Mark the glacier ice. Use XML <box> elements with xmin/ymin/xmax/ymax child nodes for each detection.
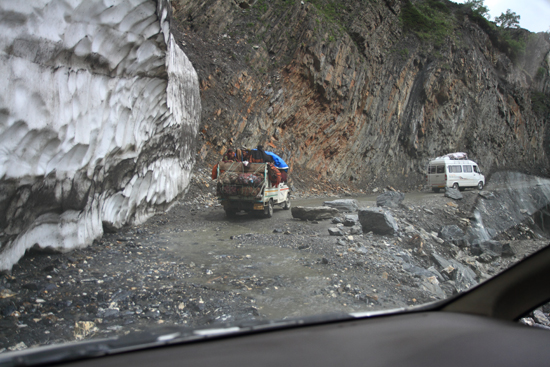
<box><xmin>0</xmin><ymin>0</ymin><xmax>200</xmax><ymax>270</ymax></box>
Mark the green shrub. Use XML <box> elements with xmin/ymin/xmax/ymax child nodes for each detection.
<box><xmin>400</xmin><ymin>0</ymin><xmax>453</xmax><ymax>45</ymax></box>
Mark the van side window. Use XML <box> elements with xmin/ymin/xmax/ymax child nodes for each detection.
<box><xmin>429</xmin><ymin>166</ymin><xmax>436</xmax><ymax>174</ymax></box>
<box><xmin>463</xmin><ymin>165</ymin><xmax>472</xmax><ymax>173</ymax></box>
<box><xmin>473</xmin><ymin>165</ymin><xmax>479</xmax><ymax>173</ymax></box>
<box><xmin>436</xmin><ymin>166</ymin><xmax>445</xmax><ymax>174</ymax></box>
<box><xmin>448</xmin><ymin>165</ymin><xmax>462</xmax><ymax>173</ymax></box>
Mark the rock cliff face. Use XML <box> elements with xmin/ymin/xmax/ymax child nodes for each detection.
<box><xmin>174</xmin><ymin>0</ymin><xmax>550</xmax><ymax>190</ymax></box>
<box><xmin>0</xmin><ymin>0</ymin><xmax>200</xmax><ymax>270</ymax></box>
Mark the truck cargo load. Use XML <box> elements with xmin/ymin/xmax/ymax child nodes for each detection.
<box><xmin>214</xmin><ymin>148</ymin><xmax>290</xmax><ymax>218</ymax></box>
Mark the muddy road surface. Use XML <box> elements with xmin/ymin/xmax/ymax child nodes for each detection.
<box><xmin>1</xmin><ymin>187</ymin><xmax>548</xmax><ymax>353</ymax></box>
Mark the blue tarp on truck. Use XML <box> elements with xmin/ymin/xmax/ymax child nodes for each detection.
<box><xmin>264</xmin><ymin>151</ymin><xmax>289</xmax><ymax>169</ymax></box>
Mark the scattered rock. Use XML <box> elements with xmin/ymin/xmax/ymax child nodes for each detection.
<box><xmin>445</xmin><ymin>187</ymin><xmax>463</xmax><ymax>200</ymax></box>
<box><xmin>431</xmin><ymin>253</ymin><xmax>477</xmax><ymax>292</ymax></box>
<box><xmin>438</xmin><ymin>225</ymin><xmax>465</xmax><ymax>242</ymax></box>
<box><xmin>478</xmin><ymin>253</ymin><xmax>495</xmax><ymax>263</ymax></box>
<box><xmin>376</xmin><ymin>191</ymin><xmax>405</xmax><ymax>208</ymax></box>
<box><xmin>480</xmin><ymin>240</ymin><xmax>504</xmax><ymax>256</ymax></box>
<box><xmin>421</xmin><ymin>278</ymin><xmax>446</xmax><ymax>299</ymax></box>
<box><xmin>291</xmin><ymin>206</ymin><xmax>339</xmax><ymax>221</ymax></box>
<box><xmin>534</xmin><ymin>310</ymin><xmax>550</xmax><ymax>326</ymax></box>
<box><xmin>358</xmin><ymin>208</ymin><xmax>398</xmax><ymax>236</ymax></box>
<box><xmin>74</xmin><ymin>321</ymin><xmax>98</xmax><ymax>341</ymax></box>
<box><xmin>343</xmin><ymin>215</ymin><xmax>358</xmax><ymax>227</ymax></box>
<box><xmin>454</xmin><ymin>238</ymin><xmax>470</xmax><ymax>248</ymax></box>
<box><xmin>328</xmin><ymin>228</ymin><xmax>345</xmax><ymax>236</ymax></box>
<box><xmin>479</xmin><ymin>191</ymin><xmax>496</xmax><ymax>200</ymax></box>
<box><xmin>501</xmin><ymin>242</ymin><xmax>515</xmax><ymax>257</ymax></box>
<box><xmin>0</xmin><ymin>289</ymin><xmax>17</xmax><ymax>299</ymax></box>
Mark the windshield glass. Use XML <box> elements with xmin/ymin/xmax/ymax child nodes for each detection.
<box><xmin>1</xmin><ymin>0</ymin><xmax>550</xmax><ymax>357</ymax></box>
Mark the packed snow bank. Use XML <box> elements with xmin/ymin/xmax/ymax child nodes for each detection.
<box><xmin>0</xmin><ymin>0</ymin><xmax>200</xmax><ymax>270</ymax></box>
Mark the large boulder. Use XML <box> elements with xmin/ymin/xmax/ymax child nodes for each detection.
<box><xmin>291</xmin><ymin>206</ymin><xmax>339</xmax><ymax>221</ymax></box>
<box><xmin>445</xmin><ymin>187</ymin><xmax>463</xmax><ymax>200</ymax></box>
<box><xmin>358</xmin><ymin>208</ymin><xmax>398</xmax><ymax>236</ymax></box>
<box><xmin>376</xmin><ymin>191</ymin><xmax>405</xmax><ymax>208</ymax></box>
<box><xmin>0</xmin><ymin>0</ymin><xmax>200</xmax><ymax>270</ymax></box>
<box><xmin>322</xmin><ymin>199</ymin><xmax>359</xmax><ymax>212</ymax></box>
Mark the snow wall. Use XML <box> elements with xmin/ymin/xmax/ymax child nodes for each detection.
<box><xmin>0</xmin><ymin>0</ymin><xmax>201</xmax><ymax>270</ymax></box>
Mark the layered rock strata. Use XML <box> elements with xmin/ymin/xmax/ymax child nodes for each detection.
<box><xmin>175</xmin><ymin>0</ymin><xmax>550</xmax><ymax>189</ymax></box>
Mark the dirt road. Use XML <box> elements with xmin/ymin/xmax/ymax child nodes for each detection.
<box><xmin>1</xmin><ymin>187</ymin><xmax>547</xmax><ymax>353</ymax></box>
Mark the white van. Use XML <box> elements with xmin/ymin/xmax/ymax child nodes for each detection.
<box><xmin>426</xmin><ymin>152</ymin><xmax>485</xmax><ymax>192</ymax></box>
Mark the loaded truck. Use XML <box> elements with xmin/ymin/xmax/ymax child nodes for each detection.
<box><xmin>216</xmin><ymin>161</ymin><xmax>290</xmax><ymax>218</ymax></box>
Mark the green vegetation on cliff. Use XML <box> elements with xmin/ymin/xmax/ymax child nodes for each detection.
<box><xmin>400</xmin><ymin>0</ymin><xmax>454</xmax><ymax>45</ymax></box>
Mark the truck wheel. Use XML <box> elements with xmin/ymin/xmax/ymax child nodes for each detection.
<box><xmin>452</xmin><ymin>183</ymin><xmax>459</xmax><ymax>190</ymax></box>
<box><xmin>477</xmin><ymin>181</ymin><xmax>484</xmax><ymax>190</ymax></box>
<box><xmin>264</xmin><ymin>200</ymin><xmax>273</xmax><ymax>218</ymax></box>
<box><xmin>283</xmin><ymin>196</ymin><xmax>291</xmax><ymax>210</ymax></box>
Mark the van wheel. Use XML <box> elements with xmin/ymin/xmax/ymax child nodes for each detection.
<box><xmin>477</xmin><ymin>181</ymin><xmax>484</xmax><ymax>190</ymax></box>
<box><xmin>264</xmin><ymin>200</ymin><xmax>273</xmax><ymax>218</ymax></box>
<box><xmin>283</xmin><ymin>196</ymin><xmax>291</xmax><ymax>210</ymax></box>
<box><xmin>452</xmin><ymin>183</ymin><xmax>459</xmax><ymax>190</ymax></box>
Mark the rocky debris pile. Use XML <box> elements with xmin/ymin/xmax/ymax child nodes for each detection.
<box><xmin>314</xmin><ymin>186</ymin><xmax>550</xmax><ymax>298</ymax></box>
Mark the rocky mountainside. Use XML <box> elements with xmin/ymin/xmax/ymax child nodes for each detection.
<box><xmin>173</xmin><ymin>0</ymin><xmax>550</xmax><ymax>191</ymax></box>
